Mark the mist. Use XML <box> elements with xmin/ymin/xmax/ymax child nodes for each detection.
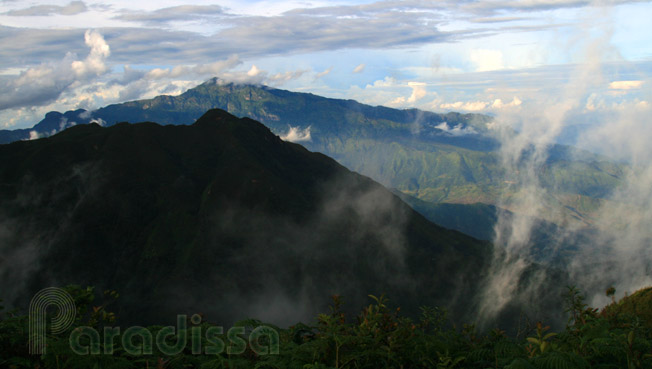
<box><xmin>477</xmin><ymin>5</ymin><xmax>652</xmax><ymax>327</ymax></box>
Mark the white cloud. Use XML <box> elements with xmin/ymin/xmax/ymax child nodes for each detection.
<box><xmin>90</xmin><ymin>117</ymin><xmax>106</xmax><ymax>126</ymax></box>
<box><xmin>352</xmin><ymin>63</ymin><xmax>365</xmax><ymax>73</ymax></box>
<box><xmin>368</xmin><ymin>76</ymin><xmax>397</xmax><ymax>88</ymax></box>
<box><xmin>407</xmin><ymin>82</ymin><xmax>427</xmax><ymax>103</ymax></box>
<box><xmin>71</xmin><ymin>30</ymin><xmax>110</xmax><ymax>78</ymax></box>
<box><xmin>315</xmin><ymin>67</ymin><xmax>333</xmax><ymax>79</ymax></box>
<box><xmin>434</xmin><ymin>122</ymin><xmax>478</xmax><ymax>135</ymax></box>
<box><xmin>280</xmin><ymin>126</ymin><xmax>311</xmax><ymax>142</ymax></box>
<box><xmin>247</xmin><ymin>65</ymin><xmax>262</xmax><ymax>77</ymax></box>
<box><xmin>0</xmin><ymin>30</ymin><xmax>110</xmax><ymax>111</ymax></box>
<box><xmin>440</xmin><ymin>101</ymin><xmax>488</xmax><ymax>111</ymax></box>
<box><xmin>435</xmin><ymin>97</ymin><xmax>521</xmax><ymax>112</ymax></box>
<box><xmin>491</xmin><ymin>97</ymin><xmax>522</xmax><ymax>109</ymax></box>
<box><xmin>586</xmin><ymin>93</ymin><xmax>651</xmax><ymax>112</ymax></box>
<box><xmin>609</xmin><ymin>80</ymin><xmax>644</xmax><ymax>90</ymax></box>
<box><xmin>390</xmin><ymin>81</ymin><xmax>428</xmax><ymax>105</ymax></box>
<box><xmin>470</xmin><ymin>49</ymin><xmax>505</xmax><ymax>72</ymax></box>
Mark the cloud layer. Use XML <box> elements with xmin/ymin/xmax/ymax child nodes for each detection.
<box><xmin>4</xmin><ymin>1</ymin><xmax>87</xmax><ymax>16</ymax></box>
<box><xmin>0</xmin><ymin>0</ymin><xmax>649</xmax><ymax>132</ymax></box>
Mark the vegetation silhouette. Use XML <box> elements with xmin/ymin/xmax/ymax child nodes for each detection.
<box><xmin>1</xmin><ymin>285</ymin><xmax>651</xmax><ymax>368</ymax></box>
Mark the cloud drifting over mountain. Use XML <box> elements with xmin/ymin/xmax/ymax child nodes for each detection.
<box><xmin>475</xmin><ymin>6</ymin><xmax>652</xmax><ymax>324</ymax></box>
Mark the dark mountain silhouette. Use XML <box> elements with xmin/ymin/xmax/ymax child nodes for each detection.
<box><xmin>0</xmin><ymin>109</ymin><xmax>499</xmax><ymax>327</ymax></box>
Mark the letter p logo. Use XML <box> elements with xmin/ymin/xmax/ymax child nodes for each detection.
<box><xmin>29</xmin><ymin>287</ymin><xmax>76</xmax><ymax>355</ymax></box>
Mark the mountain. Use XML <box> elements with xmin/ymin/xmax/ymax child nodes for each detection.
<box><xmin>391</xmin><ymin>193</ymin><xmax>499</xmax><ymax>241</ymax></box>
<box><xmin>0</xmin><ymin>109</ymin><xmax>504</xmax><ymax>327</ymax></box>
<box><xmin>0</xmin><ymin>79</ymin><xmax>493</xmax><ymax>147</ymax></box>
<box><xmin>603</xmin><ymin>287</ymin><xmax>652</xmax><ymax>330</ymax></box>
<box><xmin>394</xmin><ymin>192</ymin><xmax>593</xmax><ymax>267</ymax></box>
<box><xmin>1</xmin><ymin>79</ymin><xmax>625</xmax><ymax>229</ymax></box>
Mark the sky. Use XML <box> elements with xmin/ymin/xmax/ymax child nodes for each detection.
<box><xmin>0</xmin><ymin>0</ymin><xmax>651</xmax><ymax>129</ymax></box>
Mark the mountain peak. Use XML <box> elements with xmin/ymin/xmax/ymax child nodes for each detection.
<box><xmin>0</xmin><ymin>108</ymin><xmax>489</xmax><ymax>326</ymax></box>
<box><xmin>193</xmin><ymin>107</ymin><xmax>239</xmax><ymax>125</ymax></box>
<box><xmin>192</xmin><ymin>108</ymin><xmax>281</xmax><ymax>147</ymax></box>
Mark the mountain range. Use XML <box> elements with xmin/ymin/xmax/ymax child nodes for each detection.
<box><xmin>0</xmin><ymin>79</ymin><xmax>626</xmax><ymax>236</ymax></box>
<box><xmin>1</xmin><ymin>109</ymin><xmax>514</xmax><ymax>327</ymax></box>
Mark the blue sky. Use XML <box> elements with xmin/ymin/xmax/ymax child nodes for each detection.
<box><xmin>0</xmin><ymin>0</ymin><xmax>650</xmax><ymax>129</ymax></box>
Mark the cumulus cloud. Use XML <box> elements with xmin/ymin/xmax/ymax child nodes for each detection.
<box><xmin>436</xmin><ymin>97</ymin><xmax>522</xmax><ymax>113</ymax></box>
<box><xmin>280</xmin><ymin>126</ymin><xmax>312</xmax><ymax>142</ymax></box>
<box><xmin>391</xmin><ymin>82</ymin><xmax>428</xmax><ymax>105</ymax></box>
<box><xmin>585</xmin><ymin>92</ymin><xmax>650</xmax><ymax>112</ymax></box>
<box><xmin>434</xmin><ymin>122</ymin><xmax>478</xmax><ymax>136</ymax></box>
<box><xmin>609</xmin><ymin>80</ymin><xmax>644</xmax><ymax>90</ymax></box>
<box><xmin>491</xmin><ymin>97</ymin><xmax>522</xmax><ymax>109</ymax></box>
<box><xmin>4</xmin><ymin>1</ymin><xmax>87</xmax><ymax>16</ymax></box>
<box><xmin>0</xmin><ymin>0</ymin><xmax>645</xmax><ymax>73</ymax></box>
<box><xmin>79</xmin><ymin>57</ymin><xmax>277</xmax><ymax>109</ymax></box>
<box><xmin>247</xmin><ymin>65</ymin><xmax>261</xmax><ymax>77</ymax></box>
<box><xmin>343</xmin><ymin>76</ymin><xmax>410</xmax><ymax>108</ymax></box>
<box><xmin>0</xmin><ymin>30</ymin><xmax>109</xmax><ymax>111</ymax></box>
<box><xmin>353</xmin><ymin>63</ymin><xmax>366</xmax><ymax>73</ymax></box>
<box><xmin>71</xmin><ymin>30</ymin><xmax>110</xmax><ymax>77</ymax></box>
<box><xmin>0</xmin><ymin>0</ymin><xmax>648</xmax><ymax>133</ymax></box>
<box><xmin>407</xmin><ymin>82</ymin><xmax>427</xmax><ymax>103</ymax></box>
<box><xmin>440</xmin><ymin>101</ymin><xmax>488</xmax><ymax>111</ymax></box>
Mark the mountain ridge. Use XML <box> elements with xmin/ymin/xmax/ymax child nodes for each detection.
<box><xmin>1</xmin><ymin>78</ymin><xmax>494</xmax><ymax>147</ymax></box>
<box><xmin>0</xmin><ymin>79</ymin><xmax>625</xmax><ymax>230</ymax></box>
<box><xmin>1</xmin><ymin>108</ymin><xmax>508</xmax><ymax>327</ymax></box>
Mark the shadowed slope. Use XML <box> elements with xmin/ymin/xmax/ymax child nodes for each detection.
<box><xmin>0</xmin><ymin>109</ymin><xmax>492</xmax><ymax>327</ymax></box>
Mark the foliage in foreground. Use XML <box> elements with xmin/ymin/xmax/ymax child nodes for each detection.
<box><xmin>1</xmin><ymin>285</ymin><xmax>651</xmax><ymax>369</ymax></box>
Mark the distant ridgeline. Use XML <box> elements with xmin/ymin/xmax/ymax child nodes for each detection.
<box><xmin>0</xmin><ymin>78</ymin><xmax>625</xmax><ymax>243</ymax></box>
